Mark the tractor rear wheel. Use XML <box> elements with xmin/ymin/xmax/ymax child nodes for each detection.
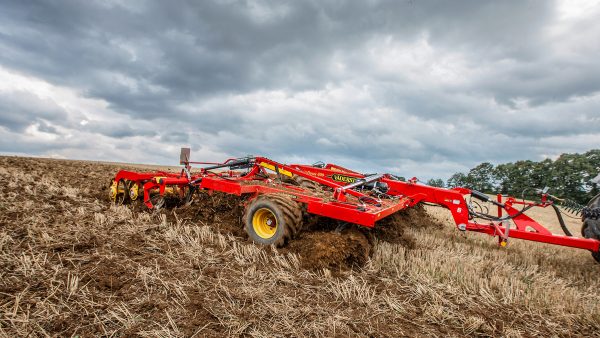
<box><xmin>243</xmin><ymin>194</ymin><xmax>303</xmax><ymax>247</ymax></box>
<box><xmin>582</xmin><ymin>221</ymin><xmax>600</xmax><ymax>263</ymax></box>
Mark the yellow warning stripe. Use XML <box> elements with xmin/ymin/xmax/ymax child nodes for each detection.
<box><xmin>258</xmin><ymin>162</ymin><xmax>293</xmax><ymax>177</ymax></box>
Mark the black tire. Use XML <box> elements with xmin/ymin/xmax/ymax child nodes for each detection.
<box><xmin>582</xmin><ymin>220</ymin><xmax>600</xmax><ymax>239</ymax></box>
<box><xmin>582</xmin><ymin>221</ymin><xmax>600</xmax><ymax>263</ymax></box>
<box><xmin>243</xmin><ymin>194</ymin><xmax>303</xmax><ymax>247</ymax></box>
<box><xmin>294</xmin><ymin>175</ymin><xmax>321</xmax><ymax>192</ymax></box>
<box><xmin>280</xmin><ymin>175</ymin><xmax>297</xmax><ymax>185</ymax></box>
<box><xmin>593</xmin><ymin>251</ymin><xmax>600</xmax><ymax>264</ymax></box>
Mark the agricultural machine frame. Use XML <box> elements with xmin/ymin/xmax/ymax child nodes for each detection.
<box><xmin>109</xmin><ymin>149</ymin><xmax>600</xmax><ymax>258</ymax></box>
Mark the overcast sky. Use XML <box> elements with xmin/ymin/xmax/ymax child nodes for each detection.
<box><xmin>1</xmin><ymin>0</ymin><xmax>599</xmax><ymax>180</ymax></box>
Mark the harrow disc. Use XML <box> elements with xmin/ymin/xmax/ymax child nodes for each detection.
<box><xmin>129</xmin><ymin>182</ymin><xmax>141</xmax><ymax>201</ymax></box>
<box><xmin>149</xmin><ymin>192</ymin><xmax>166</xmax><ymax>210</ymax></box>
<box><xmin>109</xmin><ymin>179</ymin><xmax>129</xmax><ymax>205</ymax></box>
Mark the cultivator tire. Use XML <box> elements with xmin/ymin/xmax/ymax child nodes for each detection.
<box><xmin>294</xmin><ymin>175</ymin><xmax>321</xmax><ymax>192</ymax></box>
<box><xmin>592</xmin><ymin>251</ymin><xmax>600</xmax><ymax>263</ymax></box>
<box><xmin>243</xmin><ymin>194</ymin><xmax>303</xmax><ymax>247</ymax></box>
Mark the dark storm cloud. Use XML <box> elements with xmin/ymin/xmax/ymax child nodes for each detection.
<box><xmin>1</xmin><ymin>0</ymin><xmax>599</xmax><ymax>178</ymax></box>
<box><xmin>0</xmin><ymin>1</ymin><xmax>560</xmax><ymax>113</ymax></box>
<box><xmin>0</xmin><ymin>91</ymin><xmax>67</xmax><ymax>131</ymax></box>
<box><xmin>81</xmin><ymin>121</ymin><xmax>157</xmax><ymax>139</ymax></box>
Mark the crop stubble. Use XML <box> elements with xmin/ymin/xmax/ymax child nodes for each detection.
<box><xmin>1</xmin><ymin>156</ymin><xmax>599</xmax><ymax>337</ymax></box>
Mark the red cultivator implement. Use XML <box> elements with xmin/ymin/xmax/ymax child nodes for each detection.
<box><xmin>109</xmin><ymin>148</ymin><xmax>600</xmax><ymax>262</ymax></box>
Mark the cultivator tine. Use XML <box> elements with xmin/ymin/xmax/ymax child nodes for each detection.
<box><xmin>559</xmin><ymin>199</ymin><xmax>586</xmax><ymax>217</ymax></box>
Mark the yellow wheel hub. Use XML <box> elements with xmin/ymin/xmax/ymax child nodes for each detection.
<box><xmin>129</xmin><ymin>183</ymin><xmax>139</xmax><ymax>200</ymax></box>
<box><xmin>252</xmin><ymin>208</ymin><xmax>278</xmax><ymax>239</ymax></box>
<box><xmin>109</xmin><ymin>180</ymin><xmax>127</xmax><ymax>203</ymax></box>
<box><xmin>109</xmin><ymin>180</ymin><xmax>118</xmax><ymax>201</ymax></box>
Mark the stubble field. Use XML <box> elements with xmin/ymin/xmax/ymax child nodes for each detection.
<box><xmin>0</xmin><ymin>156</ymin><xmax>599</xmax><ymax>337</ymax></box>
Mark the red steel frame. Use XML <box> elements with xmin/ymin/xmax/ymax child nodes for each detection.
<box><xmin>111</xmin><ymin>156</ymin><xmax>600</xmax><ymax>253</ymax></box>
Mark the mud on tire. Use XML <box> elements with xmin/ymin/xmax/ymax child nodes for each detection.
<box><xmin>294</xmin><ymin>175</ymin><xmax>321</xmax><ymax>192</ymax></box>
<box><xmin>243</xmin><ymin>194</ymin><xmax>303</xmax><ymax>247</ymax></box>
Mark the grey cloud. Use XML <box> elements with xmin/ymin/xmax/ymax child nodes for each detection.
<box><xmin>0</xmin><ymin>127</ymin><xmax>88</xmax><ymax>154</ymax></box>
<box><xmin>1</xmin><ymin>0</ymin><xmax>599</xmax><ymax>180</ymax></box>
<box><xmin>160</xmin><ymin>131</ymin><xmax>189</xmax><ymax>143</ymax></box>
<box><xmin>82</xmin><ymin>121</ymin><xmax>157</xmax><ymax>139</ymax></box>
<box><xmin>0</xmin><ymin>91</ymin><xmax>67</xmax><ymax>131</ymax></box>
<box><xmin>0</xmin><ymin>1</ymin><xmax>562</xmax><ymax>112</ymax></box>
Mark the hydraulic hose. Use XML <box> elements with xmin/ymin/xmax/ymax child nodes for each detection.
<box><xmin>469</xmin><ymin>204</ymin><xmax>534</xmax><ymax>222</ymax></box>
<box><xmin>551</xmin><ymin>204</ymin><xmax>573</xmax><ymax>237</ymax></box>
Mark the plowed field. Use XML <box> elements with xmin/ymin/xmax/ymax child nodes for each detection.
<box><xmin>1</xmin><ymin>156</ymin><xmax>599</xmax><ymax>337</ymax></box>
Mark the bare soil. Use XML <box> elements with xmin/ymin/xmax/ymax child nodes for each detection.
<box><xmin>1</xmin><ymin>156</ymin><xmax>599</xmax><ymax>337</ymax></box>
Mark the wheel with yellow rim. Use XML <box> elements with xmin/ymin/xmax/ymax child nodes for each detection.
<box><xmin>243</xmin><ymin>194</ymin><xmax>303</xmax><ymax>247</ymax></box>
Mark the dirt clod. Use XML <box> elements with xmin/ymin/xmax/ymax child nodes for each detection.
<box><xmin>173</xmin><ymin>191</ymin><xmax>246</xmax><ymax>238</ymax></box>
<box><xmin>83</xmin><ymin>258</ymin><xmax>132</xmax><ymax>292</ymax></box>
<box><xmin>285</xmin><ymin>228</ymin><xmax>371</xmax><ymax>270</ymax></box>
<box><xmin>370</xmin><ymin>204</ymin><xmax>443</xmax><ymax>248</ymax></box>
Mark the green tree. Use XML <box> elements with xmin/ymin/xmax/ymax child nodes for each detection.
<box><xmin>493</xmin><ymin>163</ymin><xmax>512</xmax><ymax>194</ymax></box>
<box><xmin>467</xmin><ymin>162</ymin><xmax>494</xmax><ymax>192</ymax></box>
<box><xmin>548</xmin><ymin>153</ymin><xmax>597</xmax><ymax>203</ymax></box>
<box><xmin>427</xmin><ymin>178</ymin><xmax>445</xmax><ymax>188</ymax></box>
<box><xmin>447</xmin><ymin>172</ymin><xmax>468</xmax><ymax>188</ymax></box>
<box><xmin>458</xmin><ymin>149</ymin><xmax>600</xmax><ymax>203</ymax></box>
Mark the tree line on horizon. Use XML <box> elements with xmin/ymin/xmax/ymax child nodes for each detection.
<box><xmin>425</xmin><ymin>149</ymin><xmax>600</xmax><ymax>204</ymax></box>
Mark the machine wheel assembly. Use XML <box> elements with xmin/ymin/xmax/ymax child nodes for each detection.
<box><xmin>582</xmin><ymin>221</ymin><xmax>600</xmax><ymax>263</ymax></box>
<box><xmin>294</xmin><ymin>175</ymin><xmax>321</xmax><ymax>192</ymax></box>
<box><xmin>243</xmin><ymin>194</ymin><xmax>303</xmax><ymax>247</ymax></box>
<box><xmin>129</xmin><ymin>182</ymin><xmax>141</xmax><ymax>202</ymax></box>
<box><xmin>109</xmin><ymin>179</ymin><xmax>129</xmax><ymax>205</ymax></box>
<box><xmin>582</xmin><ymin>194</ymin><xmax>600</xmax><ymax>263</ymax></box>
<box><xmin>593</xmin><ymin>250</ymin><xmax>600</xmax><ymax>263</ymax></box>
